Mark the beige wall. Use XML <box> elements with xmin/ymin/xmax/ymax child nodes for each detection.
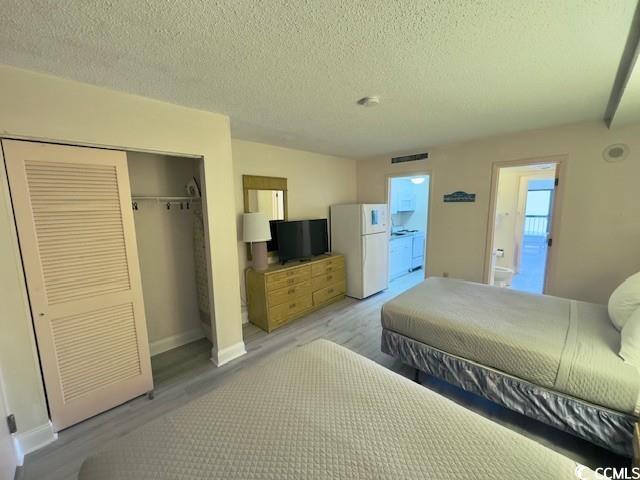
<box><xmin>357</xmin><ymin>121</ymin><xmax>640</xmax><ymax>304</ymax></box>
<box><xmin>232</xmin><ymin>139</ymin><xmax>357</xmax><ymax>309</ymax></box>
<box><xmin>0</xmin><ymin>66</ymin><xmax>243</xmax><ymax>438</ymax></box>
<box><xmin>127</xmin><ymin>152</ymin><xmax>203</xmax><ymax>348</ymax></box>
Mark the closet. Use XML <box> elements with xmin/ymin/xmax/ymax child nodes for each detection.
<box><xmin>127</xmin><ymin>152</ymin><xmax>213</xmax><ymax>376</ymax></box>
<box><xmin>2</xmin><ymin>140</ymin><xmax>211</xmax><ymax>431</ymax></box>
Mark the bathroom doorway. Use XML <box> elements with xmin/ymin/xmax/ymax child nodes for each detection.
<box><xmin>486</xmin><ymin>161</ymin><xmax>561</xmax><ymax>294</ymax></box>
<box><xmin>387</xmin><ymin>174</ymin><xmax>430</xmax><ymax>284</ymax></box>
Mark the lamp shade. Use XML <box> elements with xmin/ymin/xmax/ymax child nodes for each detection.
<box><xmin>242</xmin><ymin>212</ymin><xmax>272</xmax><ymax>243</ymax></box>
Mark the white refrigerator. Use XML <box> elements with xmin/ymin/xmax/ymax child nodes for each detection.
<box><xmin>330</xmin><ymin>204</ymin><xmax>389</xmax><ymax>299</ymax></box>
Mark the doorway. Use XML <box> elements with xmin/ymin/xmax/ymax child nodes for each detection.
<box><xmin>387</xmin><ymin>175</ymin><xmax>430</xmax><ymax>284</ymax></box>
<box><xmin>487</xmin><ymin>162</ymin><xmax>559</xmax><ymax>294</ymax></box>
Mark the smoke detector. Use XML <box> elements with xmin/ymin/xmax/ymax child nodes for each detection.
<box><xmin>603</xmin><ymin>144</ymin><xmax>629</xmax><ymax>162</ymax></box>
<box><xmin>357</xmin><ymin>96</ymin><xmax>380</xmax><ymax>107</ymax></box>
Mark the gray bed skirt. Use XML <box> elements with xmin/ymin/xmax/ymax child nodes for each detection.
<box><xmin>381</xmin><ymin>328</ymin><xmax>635</xmax><ymax>458</ymax></box>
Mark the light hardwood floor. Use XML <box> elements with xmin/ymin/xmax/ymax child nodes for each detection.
<box><xmin>17</xmin><ymin>270</ymin><xmax>626</xmax><ymax>479</ymax></box>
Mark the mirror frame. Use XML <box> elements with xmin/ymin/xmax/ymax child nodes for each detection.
<box><xmin>242</xmin><ymin>175</ymin><xmax>288</xmax><ymax>261</ymax></box>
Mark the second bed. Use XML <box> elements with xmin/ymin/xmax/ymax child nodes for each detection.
<box><xmin>381</xmin><ymin>277</ymin><xmax>640</xmax><ymax>457</ymax></box>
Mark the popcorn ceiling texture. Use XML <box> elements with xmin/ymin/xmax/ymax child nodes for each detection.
<box><xmin>0</xmin><ymin>0</ymin><xmax>635</xmax><ymax>157</ymax></box>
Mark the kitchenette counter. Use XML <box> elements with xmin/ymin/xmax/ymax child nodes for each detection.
<box><xmin>390</xmin><ymin>230</ymin><xmax>424</xmax><ymax>241</ymax></box>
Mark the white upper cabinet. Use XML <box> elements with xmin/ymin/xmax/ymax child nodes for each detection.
<box><xmin>390</xmin><ymin>181</ymin><xmax>416</xmax><ymax>214</ymax></box>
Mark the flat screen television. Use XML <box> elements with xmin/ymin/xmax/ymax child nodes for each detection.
<box><xmin>275</xmin><ymin>219</ymin><xmax>329</xmax><ymax>264</ymax></box>
<box><xmin>267</xmin><ymin>220</ymin><xmax>283</xmax><ymax>252</ymax></box>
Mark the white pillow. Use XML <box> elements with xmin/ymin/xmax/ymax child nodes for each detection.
<box><xmin>609</xmin><ymin>271</ymin><xmax>640</xmax><ymax>330</ymax></box>
<box><xmin>620</xmin><ymin>308</ymin><xmax>640</xmax><ymax>368</ymax></box>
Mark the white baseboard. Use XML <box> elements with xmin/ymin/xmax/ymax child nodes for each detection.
<box><xmin>13</xmin><ymin>421</ymin><xmax>57</xmax><ymax>465</ymax></box>
<box><xmin>149</xmin><ymin>328</ymin><xmax>205</xmax><ymax>357</ymax></box>
<box><xmin>211</xmin><ymin>341</ymin><xmax>246</xmax><ymax>367</ymax></box>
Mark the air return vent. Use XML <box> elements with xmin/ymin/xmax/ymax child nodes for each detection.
<box><xmin>391</xmin><ymin>153</ymin><xmax>429</xmax><ymax>164</ymax></box>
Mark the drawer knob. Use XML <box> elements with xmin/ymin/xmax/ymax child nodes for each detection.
<box><xmin>289</xmin><ymin>303</ymin><xmax>296</xmax><ymax>308</ymax></box>
<box><xmin>328</xmin><ymin>289</ymin><xmax>334</xmax><ymax>294</ymax></box>
<box><xmin>327</xmin><ymin>275</ymin><xmax>333</xmax><ymax>281</ymax></box>
<box><xmin>288</xmin><ymin>288</ymin><xmax>295</xmax><ymax>294</ymax></box>
<box><xmin>288</xmin><ymin>279</ymin><xmax>294</xmax><ymax>284</ymax></box>
<box><xmin>327</xmin><ymin>267</ymin><xmax>333</xmax><ymax>272</ymax></box>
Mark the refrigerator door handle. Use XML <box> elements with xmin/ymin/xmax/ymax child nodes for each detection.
<box><xmin>361</xmin><ymin>207</ymin><xmax>367</xmax><ymax>234</ymax></box>
<box><xmin>363</xmin><ymin>236</ymin><xmax>367</xmax><ymax>264</ymax></box>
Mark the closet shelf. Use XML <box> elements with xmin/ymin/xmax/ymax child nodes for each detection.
<box><xmin>131</xmin><ymin>196</ymin><xmax>200</xmax><ymax>211</ymax></box>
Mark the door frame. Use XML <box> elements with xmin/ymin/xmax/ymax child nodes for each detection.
<box><xmin>482</xmin><ymin>155</ymin><xmax>566</xmax><ymax>294</ymax></box>
<box><xmin>385</xmin><ymin>170</ymin><xmax>433</xmax><ymax>279</ymax></box>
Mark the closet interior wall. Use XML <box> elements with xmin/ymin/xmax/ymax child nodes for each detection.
<box><xmin>127</xmin><ymin>152</ymin><xmax>207</xmax><ymax>355</ymax></box>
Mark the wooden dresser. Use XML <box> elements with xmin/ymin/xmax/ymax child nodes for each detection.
<box><xmin>246</xmin><ymin>254</ymin><xmax>346</xmax><ymax>332</ymax></box>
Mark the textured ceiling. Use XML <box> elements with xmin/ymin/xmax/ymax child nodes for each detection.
<box><xmin>0</xmin><ymin>1</ymin><xmax>636</xmax><ymax>158</ymax></box>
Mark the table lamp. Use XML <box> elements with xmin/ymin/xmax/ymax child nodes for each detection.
<box><xmin>242</xmin><ymin>212</ymin><xmax>271</xmax><ymax>271</ymax></box>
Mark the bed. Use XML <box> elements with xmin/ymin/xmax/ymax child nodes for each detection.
<box><xmin>79</xmin><ymin>340</ymin><xmax>591</xmax><ymax>479</ymax></box>
<box><xmin>381</xmin><ymin>277</ymin><xmax>640</xmax><ymax>457</ymax></box>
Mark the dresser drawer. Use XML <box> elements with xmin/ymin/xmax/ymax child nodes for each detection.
<box><xmin>311</xmin><ymin>257</ymin><xmax>344</xmax><ymax>277</ymax></box>
<box><xmin>266</xmin><ymin>266</ymin><xmax>311</xmax><ymax>291</ymax></box>
<box><xmin>311</xmin><ymin>270</ymin><xmax>343</xmax><ymax>291</ymax></box>
<box><xmin>312</xmin><ymin>280</ymin><xmax>346</xmax><ymax>305</ymax></box>
<box><xmin>269</xmin><ymin>295</ymin><xmax>312</xmax><ymax>326</ymax></box>
<box><xmin>267</xmin><ymin>281</ymin><xmax>311</xmax><ymax>307</ymax></box>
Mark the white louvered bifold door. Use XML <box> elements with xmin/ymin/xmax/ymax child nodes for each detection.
<box><xmin>2</xmin><ymin>140</ymin><xmax>152</xmax><ymax>431</ymax></box>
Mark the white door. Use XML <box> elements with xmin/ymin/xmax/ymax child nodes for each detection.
<box><xmin>0</xmin><ymin>369</ymin><xmax>16</xmax><ymax>480</ymax></box>
<box><xmin>362</xmin><ymin>232</ymin><xmax>389</xmax><ymax>297</ymax></box>
<box><xmin>3</xmin><ymin>140</ymin><xmax>153</xmax><ymax>431</ymax></box>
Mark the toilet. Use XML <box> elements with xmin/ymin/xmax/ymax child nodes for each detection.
<box><xmin>493</xmin><ymin>266</ymin><xmax>514</xmax><ymax>288</ymax></box>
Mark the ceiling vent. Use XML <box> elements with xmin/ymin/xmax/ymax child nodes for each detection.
<box><xmin>391</xmin><ymin>152</ymin><xmax>429</xmax><ymax>164</ymax></box>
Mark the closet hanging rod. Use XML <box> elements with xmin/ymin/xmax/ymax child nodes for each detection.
<box><xmin>131</xmin><ymin>196</ymin><xmax>200</xmax><ymax>201</ymax></box>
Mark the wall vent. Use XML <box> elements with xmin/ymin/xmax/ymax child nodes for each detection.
<box><xmin>391</xmin><ymin>152</ymin><xmax>429</xmax><ymax>164</ymax></box>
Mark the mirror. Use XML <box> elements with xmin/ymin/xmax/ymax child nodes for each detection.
<box><xmin>246</xmin><ymin>189</ymin><xmax>285</xmax><ymax>223</ymax></box>
<box><xmin>243</xmin><ymin>175</ymin><xmax>288</xmax><ymax>259</ymax></box>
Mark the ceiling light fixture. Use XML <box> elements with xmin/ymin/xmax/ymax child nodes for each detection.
<box><xmin>410</xmin><ymin>177</ymin><xmax>426</xmax><ymax>185</ymax></box>
<box><xmin>357</xmin><ymin>96</ymin><xmax>380</xmax><ymax>107</ymax></box>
